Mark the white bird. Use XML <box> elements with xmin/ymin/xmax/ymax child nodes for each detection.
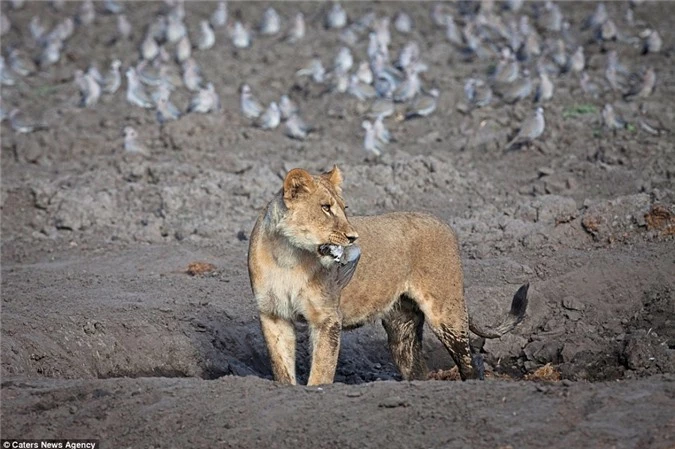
<box><xmin>166</xmin><ymin>15</ymin><xmax>187</xmax><ymax>43</ymax></box>
<box><xmin>296</xmin><ymin>59</ymin><xmax>325</xmax><ymax>83</ymax></box>
<box><xmin>53</xmin><ymin>17</ymin><xmax>74</xmax><ymax>41</ymax></box>
<box><xmin>287</xmin><ymin>12</ymin><xmax>305</xmax><ymax>43</ymax></box>
<box><xmin>240</xmin><ymin>84</ymin><xmax>263</xmax><ymax>119</ymax></box>
<box><xmin>39</xmin><ymin>37</ymin><xmax>62</xmax><ymax>68</ymax></box>
<box><xmin>362</xmin><ymin>120</ymin><xmax>383</xmax><ymax>157</ymax></box>
<box><xmin>0</xmin><ymin>57</ymin><xmax>15</xmax><ymax>86</ymax></box>
<box><xmin>642</xmin><ymin>29</ymin><xmax>662</xmax><ymax>54</ymax></box>
<box><xmin>1</xmin><ymin>13</ymin><xmax>10</xmax><ymax>37</ymax></box>
<box><xmin>77</xmin><ymin>0</ymin><xmax>95</xmax><ymax>26</ymax></box>
<box><xmin>140</xmin><ymin>33</ymin><xmax>159</xmax><ymax>61</ymax></box>
<box><xmin>602</xmin><ymin>104</ymin><xmax>625</xmax><ymax>130</ymax></box>
<box><xmin>188</xmin><ymin>83</ymin><xmax>221</xmax><ymax>114</ymax></box>
<box><xmin>405</xmin><ymin>88</ymin><xmax>439</xmax><ymax>119</ymax></box>
<box><xmin>9</xmin><ymin>109</ymin><xmax>47</xmax><ymax>134</ymax></box>
<box><xmin>103</xmin><ymin>59</ymin><xmax>122</xmax><ymax>94</ymax></box>
<box><xmin>260</xmin><ymin>7</ymin><xmax>281</xmax><ymax>35</ymax></box>
<box><xmin>326</xmin><ymin>3</ymin><xmax>347</xmax><ymax>29</ymax></box>
<box><xmin>569</xmin><ymin>46</ymin><xmax>585</xmax><ymax>73</ymax></box>
<box><xmin>76</xmin><ymin>70</ymin><xmax>102</xmax><ymax>107</ymax></box>
<box><xmin>445</xmin><ymin>15</ymin><xmax>463</xmax><ymax>46</ymax></box>
<box><xmin>230</xmin><ymin>21</ymin><xmax>251</xmax><ymax>48</ymax></box>
<box><xmin>29</xmin><ymin>16</ymin><xmax>45</xmax><ymax>41</ymax></box>
<box><xmin>198</xmin><ymin>20</ymin><xmax>215</xmax><ymax>50</ymax></box>
<box><xmin>123</xmin><ymin>126</ymin><xmax>150</xmax><ymax>156</ymax></box>
<box><xmin>182</xmin><ymin>58</ymin><xmax>203</xmax><ymax>92</ymax></box>
<box><xmin>156</xmin><ymin>96</ymin><xmax>182</xmax><ymax>124</ymax></box>
<box><xmin>334</xmin><ymin>47</ymin><xmax>353</xmax><ymax>73</ymax></box>
<box><xmin>279</xmin><ymin>95</ymin><xmax>298</xmax><ymax>120</ymax></box>
<box><xmin>356</xmin><ymin>61</ymin><xmax>373</xmax><ymax>85</ymax></box>
<box><xmin>373</xmin><ymin>115</ymin><xmax>392</xmax><ymax>143</ymax></box>
<box><xmin>104</xmin><ymin>0</ymin><xmax>123</xmax><ymax>14</ymax></box>
<box><xmin>367</xmin><ymin>99</ymin><xmax>395</xmax><ymax>119</ymax></box>
<box><xmin>257</xmin><ymin>102</ymin><xmax>281</xmax><ymax>130</ymax></box>
<box><xmin>464</xmin><ymin>78</ymin><xmax>492</xmax><ymax>108</ymax></box>
<box><xmin>394</xmin><ymin>11</ymin><xmax>412</xmax><ymax>33</ymax></box>
<box><xmin>117</xmin><ymin>14</ymin><xmax>132</xmax><ymax>40</ymax></box>
<box><xmin>393</xmin><ymin>67</ymin><xmax>421</xmax><ymax>103</ymax></box>
<box><xmin>506</xmin><ymin>107</ymin><xmax>545</xmax><ymax>150</ymax></box>
<box><xmin>535</xmin><ymin>72</ymin><xmax>554</xmax><ymax>102</ymax></box>
<box><xmin>175</xmin><ymin>35</ymin><xmax>191</xmax><ymax>63</ymax></box>
<box><xmin>211</xmin><ymin>1</ymin><xmax>228</xmax><ymax>28</ymax></box>
<box><xmin>126</xmin><ymin>68</ymin><xmax>154</xmax><ymax>108</ymax></box>
<box><xmin>284</xmin><ymin>114</ymin><xmax>311</xmax><ymax>140</ymax></box>
<box><xmin>397</xmin><ymin>41</ymin><xmax>420</xmax><ymax>70</ymax></box>
<box><xmin>8</xmin><ymin>49</ymin><xmax>36</xmax><ymax>76</ymax></box>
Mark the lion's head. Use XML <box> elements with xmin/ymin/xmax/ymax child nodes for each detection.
<box><xmin>278</xmin><ymin>166</ymin><xmax>358</xmax><ymax>258</ymax></box>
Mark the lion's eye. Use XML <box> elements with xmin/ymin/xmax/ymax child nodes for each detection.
<box><xmin>321</xmin><ymin>204</ymin><xmax>331</xmax><ymax>213</ymax></box>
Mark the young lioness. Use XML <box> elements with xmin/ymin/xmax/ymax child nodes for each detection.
<box><xmin>248</xmin><ymin>166</ymin><xmax>528</xmax><ymax>385</ymax></box>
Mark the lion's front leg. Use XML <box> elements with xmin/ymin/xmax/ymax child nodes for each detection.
<box><xmin>307</xmin><ymin>311</ymin><xmax>342</xmax><ymax>386</ymax></box>
<box><xmin>260</xmin><ymin>313</ymin><xmax>297</xmax><ymax>385</ymax></box>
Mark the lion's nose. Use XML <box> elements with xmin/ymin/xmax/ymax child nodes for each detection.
<box><xmin>346</xmin><ymin>232</ymin><xmax>358</xmax><ymax>244</ymax></box>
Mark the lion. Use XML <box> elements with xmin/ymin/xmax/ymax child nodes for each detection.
<box><xmin>248</xmin><ymin>166</ymin><xmax>528</xmax><ymax>386</ymax></box>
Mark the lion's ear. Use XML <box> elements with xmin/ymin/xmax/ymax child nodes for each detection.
<box><xmin>322</xmin><ymin>165</ymin><xmax>343</xmax><ymax>189</ymax></box>
<box><xmin>283</xmin><ymin>168</ymin><xmax>316</xmax><ymax>202</ymax></box>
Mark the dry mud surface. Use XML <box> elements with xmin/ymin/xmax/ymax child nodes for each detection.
<box><xmin>1</xmin><ymin>1</ymin><xmax>674</xmax><ymax>448</ymax></box>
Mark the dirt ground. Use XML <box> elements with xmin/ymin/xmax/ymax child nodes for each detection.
<box><xmin>1</xmin><ymin>1</ymin><xmax>674</xmax><ymax>448</ymax></box>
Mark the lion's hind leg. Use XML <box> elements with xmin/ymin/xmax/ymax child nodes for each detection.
<box><xmin>414</xmin><ymin>291</ymin><xmax>483</xmax><ymax>381</ymax></box>
<box><xmin>381</xmin><ymin>296</ymin><xmax>428</xmax><ymax>381</ymax></box>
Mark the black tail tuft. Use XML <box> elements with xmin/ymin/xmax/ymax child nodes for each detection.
<box><xmin>510</xmin><ymin>283</ymin><xmax>529</xmax><ymax>322</ymax></box>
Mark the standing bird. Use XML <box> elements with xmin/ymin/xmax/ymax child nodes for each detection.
<box><xmin>334</xmin><ymin>47</ymin><xmax>353</xmax><ymax>73</ymax></box>
<box><xmin>182</xmin><ymin>58</ymin><xmax>203</xmax><ymax>92</ymax></box>
<box><xmin>74</xmin><ymin>69</ymin><xmax>101</xmax><ymax>107</ymax></box>
<box><xmin>279</xmin><ymin>95</ymin><xmax>298</xmax><ymax>120</ymax></box>
<box><xmin>0</xmin><ymin>56</ymin><xmax>15</xmax><ymax>86</ymax></box>
<box><xmin>175</xmin><ymin>35</ymin><xmax>191</xmax><ymax>63</ymax></box>
<box><xmin>642</xmin><ymin>29</ymin><xmax>662</xmax><ymax>54</ymax></box>
<box><xmin>535</xmin><ymin>72</ymin><xmax>554</xmax><ymax>102</ymax></box>
<box><xmin>188</xmin><ymin>83</ymin><xmax>221</xmax><ymax>114</ymax></box>
<box><xmin>211</xmin><ymin>1</ymin><xmax>227</xmax><ymax>28</ymax></box>
<box><xmin>506</xmin><ymin>107</ymin><xmax>545</xmax><ymax>150</ymax></box>
<box><xmin>126</xmin><ymin>68</ymin><xmax>154</xmax><ymax>108</ymax></box>
<box><xmin>102</xmin><ymin>59</ymin><xmax>122</xmax><ymax>94</ymax></box>
<box><xmin>117</xmin><ymin>14</ymin><xmax>132</xmax><ymax>40</ymax></box>
<box><xmin>9</xmin><ymin>109</ymin><xmax>47</xmax><ymax>134</ymax></box>
<box><xmin>230</xmin><ymin>21</ymin><xmax>251</xmax><ymax>49</ymax></box>
<box><xmin>156</xmin><ymin>97</ymin><xmax>182</xmax><ymax>124</ymax></box>
<box><xmin>394</xmin><ymin>11</ymin><xmax>412</xmax><ymax>34</ymax></box>
<box><xmin>405</xmin><ymin>88</ymin><xmax>439</xmax><ymax>119</ymax></box>
<box><xmin>240</xmin><ymin>84</ymin><xmax>263</xmax><ymax>119</ymax></box>
<box><xmin>326</xmin><ymin>3</ymin><xmax>347</xmax><ymax>29</ymax></box>
<box><xmin>287</xmin><ymin>12</ymin><xmax>305</xmax><ymax>43</ymax></box>
<box><xmin>568</xmin><ymin>46</ymin><xmax>585</xmax><ymax>73</ymax></box>
<box><xmin>362</xmin><ymin>120</ymin><xmax>383</xmax><ymax>158</ymax></box>
<box><xmin>464</xmin><ymin>78</ymin><xmax>492</xmax><ymax>108</ymax></box>
<box><xmin>259</xmin><ymin>7</ymin><xmax>281</xmax><ymax>35</ymax></box>
<box><xmin>602</xmin><ymin>104</ymin><xmax>625</xmax><ymax>130</ymax></box>
<box><xmin>198</xmin><ymin>20</ymin><xmax>215</xmax><ymax>50</ymax></box>
<box><xmin>77</xmin><ymin>0</ymin><xmax>95</xmax><ymax>26</ymax></box>
<box><xmin>140</xmin><ymin>34</ymin><xmax>159</xmax><ymax>61</ymax></box>
<box><xmin>284</xmin><ymin>114</ymin><xmax>311</xmax><ymax>140</ymax></box>
<box><xmin>8</xmin><ymin>49</ymin><xmax>37</xmax><ymax>76</ymax></box>
<box><xmin>257</xmin><ymin>102</ymin><xmax>281</xmax><ymax>130</ymax></box>
<box><xmin>624</xmin><ymin>67</ymin><xmax>655</xmax><ymax>100</ymax></box>
<box><xmin>123</xmin><ymin>126</ymin><xmax>150</xmax><ymax>156</ymax></box>
<box><xmin>373</xmin><ymin>115</ymin><xmax>392</xmax><ymax>143</ymax></box>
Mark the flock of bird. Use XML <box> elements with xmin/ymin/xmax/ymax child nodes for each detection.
<box><xmin>0</xmin><ymin>0</ymin><xmax>666</xmax><ymax>158</ymax></box>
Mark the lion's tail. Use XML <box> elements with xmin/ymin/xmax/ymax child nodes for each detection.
<box><xmin>469</xmin><ymin>283</ymin><xmax>529</xmax><ymax>339</ymax></box>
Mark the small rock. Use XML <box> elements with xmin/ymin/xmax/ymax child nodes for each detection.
<box><xmin>561</xmin><ymin>296</ymin><xmax>585</xmax><ymax>311</ymax></box>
